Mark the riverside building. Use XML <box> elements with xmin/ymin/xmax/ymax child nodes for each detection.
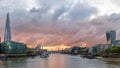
<box><xmin>1</xmin><ymin>13</ymin><xmax>27</xmax><ymax>54</ymax></box>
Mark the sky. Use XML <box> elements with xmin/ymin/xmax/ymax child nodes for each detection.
<box><xmin>0</xmin><ymin>0</ymin><xmax>120</xmax><ymax>49</ymax></box>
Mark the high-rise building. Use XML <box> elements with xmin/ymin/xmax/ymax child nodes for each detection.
<box><xmin>110</xmin><ymin>30</ymin><xmax>116</xmax><ymax>43</ymax></box>
<box><xmin>1</xmin><ymin>13</ymin><xmax>27</xmax><ymax>54</ymax></box>
<box><xmin>106</xmin><ymin>30</ymin><xmax>116</xmax><ymax>44</ymax></box>
<box><xmin>4</xmin><ymin>13</ymin><xmax>11</xmax><ymax>42</ymax></box>
<box><xmin>106</xmin><ymin>31</ymin><xmax>111</xmax><ymax>44</ymax></box>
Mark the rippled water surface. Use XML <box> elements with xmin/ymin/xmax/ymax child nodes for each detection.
<box><xmin>0</xmin><ymin>54</ymin><xmax>120</xmax><ymax>68</ymax></box>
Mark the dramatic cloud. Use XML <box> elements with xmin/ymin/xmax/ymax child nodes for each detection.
<box><xmin>0</xmin><ymin>0</ymin><xmax>120</xmax><ymax>48</ymax></box>
<box><xmin>66</xmin><ymin>2</ymin><xmax>98</xmax><ymax>21</ymax></box>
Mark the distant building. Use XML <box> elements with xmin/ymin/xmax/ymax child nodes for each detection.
<box><xmin>4</xmin><ymin>13</ymin><xmax>11</xmax><ymax>42</ymax></box>
<box><xmin>62</xmin><ymin>48</ymin><xmax>71</xmax><ymax>54</ymax></box>
<box><xmin>88</xmin><ymin>44</ymin><xmax>101</xmax><ymax>54</ymax></box>
<box><xmin>88</xmin><ymin>44</ymin><xmax>110</xmax><ymax>54</ymax></box>
<box><xmin>114</xmin><ymin>40</ymin><xmax>120</xmax><ymax>46</ymax></box>
<box><xmin>1</xmin><ymin>13</ymin><xmax>27</xmax><ymax>54</ymax></box>
<box><xmin>35</xmin><ymin>44</ymin><xmax>42</xmax><ymax>51</ymax></box>
<box><xmin>106</xmin><ymin>31</ymin><xmax>111</xmax><ymax>44</ymax></box>
<box><xmin>1</xmin><ymin>41</ymin><xmax>27</xmax><ymax>54</ymax></box>
<box><xmin>106</xmin><ymin>30</ymin><xmax>116</xmax><ymax>44</ymax></box>
<box><xmin>70</xmin><ymin>46</ymin><xmax>81</xmax><ymax>54</ymax></box>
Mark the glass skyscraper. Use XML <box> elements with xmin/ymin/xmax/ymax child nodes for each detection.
<box><xmin>1</xmin><ymin>13</ymin><xmax>27</xmax><ymax>54</ymax></box>
<box><xmin>4</xmin><ymin>13</ymin><xmax>11</xmax><ymax>42</ymax></box>
<box><xmin>106</xmin><ymin>30</ymin><xmax>116</xmax><ymax>44</ymax></box>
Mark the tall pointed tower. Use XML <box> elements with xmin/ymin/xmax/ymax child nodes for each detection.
<box><xmin>4</xmin><ymin>13</ymin><xmax>11</xmax><ymax>42</ymax></box>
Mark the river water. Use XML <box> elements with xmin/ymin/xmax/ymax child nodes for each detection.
<box><xmin>0</xmin><ymin>54</ymin><xmax>120</xmax><ymax>68</ymax></box>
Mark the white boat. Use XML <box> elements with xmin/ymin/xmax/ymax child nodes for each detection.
<box><xmin>40</xmin><ymin>51</ymin><xmax>49</xmax><ymax>58</ymax></box>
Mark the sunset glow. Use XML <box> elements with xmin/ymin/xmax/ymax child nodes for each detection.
<box><xmin>0</xmin><ymin>0</ymin><xmax>120</xmax><ymax>68</ymax></box>
<box><xmin>43</xmin><ymin>45</ymin><xmax>70</xmax><ymax>51</ymax></box>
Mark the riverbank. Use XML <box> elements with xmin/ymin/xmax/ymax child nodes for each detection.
<box><xmin>0</xmin><ymin>54</ymin><xmax>28</xmax><ymax>58</ymax></box>
<box><xmin>101</xmin><ymin>53</ymin><xmax>120</xmax><ymax>58</ymax></box>
<box><xmin>96</xmin><ymin>57</ymin><xmax>120</xmax><ymax>62</ymax></box>
<box><xmin>80</xmin><ymin>53</ymin><xmax>120</xmax><ymax>62</ymax></box>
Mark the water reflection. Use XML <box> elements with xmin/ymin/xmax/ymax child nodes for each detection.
<box><xmin>105</xmin><ymin>61</ymin><xmax>120</xmax><ymax>68</ymax></box>
<box><xmin>2</xmin><ymin>57</ymin><xmax>27</xmax><ymax>68</ymax></box>
<box><xmin>0</xmin><ymin>54</ymin><xmax>120</xmax><ymax>68</ymax></box>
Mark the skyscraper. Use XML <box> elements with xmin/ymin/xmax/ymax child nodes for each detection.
<box><xmin>4</xmin><ymin>13</ymin><xmax>11</xmax><ymax>42</ymax></box>
<box><xmin>110</xmin><ymin>30</ymin><xmax>116</xmax><ymax>44</ymax></box>
<box><xmin>106</xmin><ymin>31</ymin><xmax>111</xmax><ymax>44</ymax></box>
<box><xmin>106</xmin><ymin>30</ymin><xmax>116</xmax><ymax>44</ymax></box>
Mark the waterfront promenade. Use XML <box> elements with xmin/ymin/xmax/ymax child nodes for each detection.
<box><xmin>0</xmin><ymin>53</ymin><xmax>120</xmax><ymax>68</ymax></box>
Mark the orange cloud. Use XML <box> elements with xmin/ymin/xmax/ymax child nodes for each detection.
<box><xmin>43</xmin><ymin>45</ymin><xmax>70</xmax><ymax>51</ymax></box>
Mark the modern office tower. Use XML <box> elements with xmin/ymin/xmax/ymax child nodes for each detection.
<box><xmin>110</xmin><ymin>30</ymin><xmax>116</xmax><ymax>44</ymax></box>
<box><xmin>106</xmin><ymin>31</ymin><xmax>111</xmax><ymax>44</ymax></box>
<box><xmin>4</xmin><ymin>13</ymin><xmax>11</xmax><ymax>42</ymax></box>
<box><xmin>106</xmin><ymin>30</ymin><xmax>116</xmax><ymax>44</ymax></box>
<box><xmin>1</xmin><ymin>13</ymin><xmax>27</xmax><ymax>54</ymax></box>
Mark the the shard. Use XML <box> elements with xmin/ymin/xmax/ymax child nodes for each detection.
<box><xmin>4</xmin><ymin>13</ymin><xmax>11</xmax><ymax>42</ymax></box>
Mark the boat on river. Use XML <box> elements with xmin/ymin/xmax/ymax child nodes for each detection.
<box><xmin>40</xmin><ymin>51</ymin><xmax>49</xmax><ymax>58</ymax></box>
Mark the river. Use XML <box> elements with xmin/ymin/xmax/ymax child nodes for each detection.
<box><xmin>0</xmin><ymin>53</ymin><xmax>120</xmax><ymax>68</ymax></box>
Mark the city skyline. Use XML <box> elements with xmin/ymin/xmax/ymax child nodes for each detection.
<box><xmin>0</xmin><ymin>0</ymin><xmax>120</xmax><ymax>50</ymax></box>
<box><xmin>0</xmin><ymin>1</ymin><xmax>120</xmax><ymax>68</ymax></box>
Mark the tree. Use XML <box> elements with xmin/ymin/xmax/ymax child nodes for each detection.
<box><xmin>105</xmin><ymin>46</ymin><xmax>120</xmax><ymax>53</ymax></box>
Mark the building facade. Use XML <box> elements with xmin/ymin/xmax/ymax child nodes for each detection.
<box><xmin>88</xmin><ymin>44</ymin><xmax>110</xmax><ymax>54</ymax></box>
<box><xmin>1</xmin><ymin>13</ymin><xmax>27</xmax><ymax>54</ymax></box>
<box><xmin>106</xmin><ymin>30</ymin><xmax>116</xmax><ymax>44</ymax></box>
<box><xmin>1</xmin><ymin>41</ymin><xmax>27</xmax><ymax>54</ymax></box>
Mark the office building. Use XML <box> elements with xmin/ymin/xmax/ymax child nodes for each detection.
<box><xmin>1</xmin><ymin>13</ymin><xmax>27</xmax><ymax>54</ymax></box>
<box><xmin>4</xmin><ymin>13</ymin><xmax>11</xmax><ymax>42</ymax></box>
<box><xmin>106</xmin><ymin>30</ymin><xmax>116</xmax><ymax>44</ymax></box>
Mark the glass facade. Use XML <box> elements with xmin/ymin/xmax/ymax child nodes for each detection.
<box><xmin>1</xmin><ymin>41</ymin><xmax>27</xmax><ymax>54</ymax></box>
<box><xmin>4</xmin><ymin>13</ymin><xmax>11</xmax><ymax>42</ymax></box>
<box><xmin>106</xmin><ymin>30</ymin><xmax>116</xmax><ymax>44</ymax></box>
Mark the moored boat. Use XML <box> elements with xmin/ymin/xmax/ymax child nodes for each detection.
<box><xmin>40</xmin><ymin>51</ymin><xmax>49</xmax><ymax>58</ymax></box>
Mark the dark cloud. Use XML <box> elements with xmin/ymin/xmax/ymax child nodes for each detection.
<box><xmin>104</xmin><ymin>13</ymin><xmax>120</xmax><ymax>23</ymax></box>
<box><xmin>30</xmin><ymin>8</ymin><xmax>40</xmax><ymax>13</ymax></box>
<box><xmin>67</xmin><ymin>3</ymin><xmax>98</xmax><ymax>21</ymax></box>
<box><xmin>52</xmin><ymin>5</ymin><xmax>67</xmax><ymax>20</ymax></box>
